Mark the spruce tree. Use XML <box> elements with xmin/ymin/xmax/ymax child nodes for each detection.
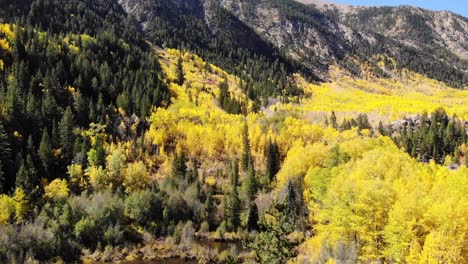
<box><xmin>244</xmin><ymin>163</ymin><xmax>257</xmax><ymax>201</ymax></box>
<box><xmin>228</xmin><ymin>184</ymin><xmax>241</xmax><ymax>231</ymax></box>
<box><xmin>0</xmin><ymin>124</ymin><xmax>11</xmax><ymax>185</ymax></box>
<box><xmin>330</xmin><ymin>111</ymin><xmax>338</xmax><ymax>129</ymax></box>
<box><xmin>176</xmin><ymin>55</ymin><xmax>184</xmax><ymax>85</ymax></box>
<box><xmin>266</xmin><ymin>138</ymin><xmax>280</xmax><ymax>182</ymax></box>
<box><xmin>16</xmin><ymin>154</ymin><xmax>38</xmax><ymax>197</ymax></box>
<box><xmin>59</xmin><ymin>107</ymin><xmax>75</xmax><ymax>163</ymax></box>
<box><xmin>0</xmin><ymin>161</ymin><xmax>4</xmax><ymax>194</ymax></box>
<box><xmin>51</xmin><ymin>119</ymin><xmax>59</xmax><ymax>148</ymax></box>
<box><xmin>190</xmin><ymin>159</ymin><xmax>199</xmax><ymax>183</ymax></box>
<box><xmin>172</xmin><ymin>151</ymin><xmax>187</xmax><ymax>181</ymax></box>
<box><xmin>226</xmin><ymin>159</ymin><xmax>241</xmax><ymax>231</ymax></box>
<box><xmin>38</xmin><ymin>129</ymin><xmax>53</xmax><ymax>174</ymax></box>
<box><xmin>230</xmin><ymin>159</ymin><xmax>239</xmax><ymax>187</ymax></box>
<box><xmin>94</xmin><ymin>137</ymin><xmax>106</xmax><ymax>167</ymax></box>
<box><xmin>285</xmin><ymin>179</ymin><xmax>298</xmax><ymax>223</ymax></box>
<box><xmin>247</xmin><ymin>201</ymin><xmax>259</xmax><ymax>231</ymax></box>
<box><xmin>241</xmin><ymin>121</ymin><xmax>252</xmax><ymax>171</ymax></box>
<box><xmin>378</xmin><ymin>121</ymin><xmax>386</xmax><ymax>136</ymax></box>
<box><xmin>205</xmin><ymin>190</ymin><xmax>214</xmax><ymax>224</ymax></box>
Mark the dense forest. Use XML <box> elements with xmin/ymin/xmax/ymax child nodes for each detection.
<box><xmin>0</xmin><ymin>0</ymin><xmax>169</xmax><ymax>193</ymax></box>
<box><xmin>0</xmin><ymin>0</ymin><xmax>467</xmax><ymax>263</ymax></box>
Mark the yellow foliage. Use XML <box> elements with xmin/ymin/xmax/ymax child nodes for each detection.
<box><xmin>0</xmin><ymin>195</ymin><xmax>15</xmax><ymax>224</ymax></box>
<box><xmin>205</xmin><ymin>176</ymin><xmax>217</xmax><ymax>188</ymax></box>
<box><xmin>275</xmin><ymin>73</ymin><xmax>468</xmax><ymax>122</ymax></box>
<box><xmin>0</xmin><ymin>39</ymin><xmax>11</xmax><ymax>53</ymax></box>
<box><xmin>299</xmin><ymin>135</ymin><xmax>468</xmax><ymax>263</ymax></box>
<box><xmin>276</xmin><ymin>141</ymin><xmax>328</xmax><ymax>189</ymax></box>
<box><xmin>44</xmin><ymin>179</ymin><xmax>70</xmax><ymax>200</ymax></box>
<box><xmin>13</xmin><ymin>188</ymin><xmax>28</xmax><ymax>223</ymax></box>
<box><xmin>0</xmin><ymin>24</ymin><xmax>15</xmax><ymax>40</ymax></box>
<box><xmin>86</xmin><ymin>165</ymin><xmax>107</xmax><ymax>190</ymax></box>
<box><xmin>68</xmin><ymin>164</ymin><xmax>88</xmax><ymax>190</ymax></box>
<box><xmin>123</xmin><ymin>161</ymin><xmax>150</xmax><ymax>193</ymax></box>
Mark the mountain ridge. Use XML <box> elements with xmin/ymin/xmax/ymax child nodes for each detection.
<box><xmin>118</xmin><ymin>0</ymin><xmax>468</xmax><ymax>88</ymax></box>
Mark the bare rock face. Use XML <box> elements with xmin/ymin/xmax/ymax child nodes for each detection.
<box><xmin>300</xmin><ymin>1</ymin><xmax>468</xmax><ymax>60</ymax></box>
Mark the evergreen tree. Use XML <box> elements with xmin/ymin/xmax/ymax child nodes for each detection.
<box><xmin>190</xmin><ymin>159</ymin><xmax>199</xmax><ymax>183</ymax></box>
<box><xmin>378</xmin><ymin>121</ymin><xmax>387</xmax><ymax>136</ymax></box>
<box><xmin>59</xmin><ymin>107</ymin><xmax>75</xmax><ymax>163</ymax></box>
<box><xmin>241</xmin><ymin>121</ymin><xmax>252</xmax><ymax>171</ymax></box>
<box><xmin>94</xmin><ymin>137</ymin><xmax>106</xmax><ymax>167</ymax></box>
<box><xmin>51</xmin><ymin>119</ymin><xmax>59</xmax><ymax>148</ymax></box>
<box><xmin>248</xmin><ymin>203</ymin><xmax>299</xmax><ymax>263</ymax></box>
<box><xmin>172</xmin><ymin>151</ymin><xmax>188</xmax><ymax>181</ymax></box>
<box><xmin>285</xmin><ymin>179</ymin><xmax>298</xmax><ymax>223</ymax></box>
<box><xmin>266</xmin><ymin>138</ymin><xmax>280</xmax><ymax>182</ymax></box>
<box><xmin>16</xmin><ymin>154</ymin><xmax>38</xmax><ymax>198</ymax></box>
<box><xmin>247</xmin><ymin>201</ymin><xmax>259</xmax><ymax>231</ymax></box>
<box><xmin>176</xmin><ymin>55</ymin><xmax>184</xmax><ymax>85</ymax></box>
<box><xmin>0</xmin><ymin>124</ymin><xmax>11</xmax><ymax>190</ymax></box>
<box><xmin>330</xmin><ymin>111</ymin><xmax>338</xmax><ymax>129</ymax></box>
<box><xmin>230</xmin><ymin>159</ymin><xmax>239</xmax><ymax>187</ymax></box>
<box><xmin>0</xmin><ymin>161</ymin><xmax>4</xmax><ymax>193</ymax></box>
<box><xmin>218</xmin><ymin>77</ymin><xmax>243</xmax><ymax>114</ymax></box>
<box><xmin>228</xmin><ymin>183</ymin><xmax>241</xmax><ymax>231</ymax></box>
<box><xmin>244</xmin><ymin>163</ymin><xmax>258</xmax><ymax>201</ymax></box>
<box><xmin>205</xmin><ymin>190</ymin><xmax>214</xmax><ymax>225</ymax></box>
<box><xmin>38</xmin><ymin>129</ymin><xmax>53</xmax><ymax>174</ymax></box>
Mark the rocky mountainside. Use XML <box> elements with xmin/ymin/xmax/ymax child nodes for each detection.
<box><xmin>118</xmin><ymin>0</ymin><xmax>468</xmax><ymax>88</ymax></box>
<box><xmin>300</xmin><ymin>0</ymin><xmax>468</xmax><ymax>59</ymax></box>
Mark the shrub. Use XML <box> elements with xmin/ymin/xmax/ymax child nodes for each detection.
<box><xmin>103</xmin><ymin>224</ymin><xmax>124</xmax><ymax>246</ymax></box>
<box><xmin>125</xmin><ymin>189</ymin><xmax>163</xmax><ymax>226</ymax></box>
<box><xmin>199</xmin><ymin>221</ymin><xmax>210</xmax><ymax>233</ymax></box>
<box><xmin>0</xmin><ymin>222</ymin><xmax>58</xmax><ymax>261</ymax></box>
<box><xmin>181</xmin><ymin>221</ymin><xmax>195</xmax><ymax>245</ymax></box>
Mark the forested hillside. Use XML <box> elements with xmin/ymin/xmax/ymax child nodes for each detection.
<box><xmin>0</xmin><ymin>0</ymin><xmax>169</xmax><ymax>193</ymax></box>
<box><xmin>0</xmin><ymin>0</ymin><xmax>467</xmax><ymax>263</ymax></box>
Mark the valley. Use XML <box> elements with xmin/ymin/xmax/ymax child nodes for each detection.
<box><xmin>0</xmin><ymin>0</ymin><xmax>466</xmax><ymax>263</ymax></box>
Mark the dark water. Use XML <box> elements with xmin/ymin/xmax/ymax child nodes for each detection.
<box><xmin>197</xmin><ymin>239</ymin><xmax>243</xmax><ymax>253</ymax></box>
<box><xmin>144</xmin><ymin>258</ymin><xmax>199</xmax><ymax>264</ymax></box>
<box><xmin>124</xmin><ymin>240</ymin><xmax>244</xmax><ymax>264</ymax></box>
<box><xmin>126</xmin><ymin>259</ymin><xmax>197</xmax><ymax>264</ymax></box>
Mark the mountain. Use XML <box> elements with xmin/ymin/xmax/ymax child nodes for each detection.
<box><xmin>118</xmin><ymin>0</ymin><xmax>468</xmax><ymax>88</ymax></box>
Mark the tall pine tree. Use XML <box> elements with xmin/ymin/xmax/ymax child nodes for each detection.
<box><xmin>241</xmin><ymin>120</ymin><xmax>252</xmax><ymax>171</ymax></box>
<box><xmin>38</xmin><ymin>129</ymin><xmax>53</xmax><ymax>175</ymax></box>
<box><xmin>59</xmin><ymin>107</ymin><xmax>75</xmax><ymax>163</ymax></box>
<box><xmin>266</xmin><ymin>138</ymin><xmax>280</xmax><ymax>182</ymax></box>
<box><xmin>244</xmin><ymin>163</ymin><xmax>257</xmax><ymax>201</ymax></box>
<box><xmin>176</xmin><ymin>55</ymin><xmax>184</xmax><ymax>85</ymax></box>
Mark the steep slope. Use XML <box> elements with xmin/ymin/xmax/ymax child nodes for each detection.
<box><xmin>119</xmin><ymin>0</ymin><xmax>468</xmax><ymax>88</ymax></box>
<box><xmin>301</xmin><ymin>0</ymin><xmax>468</xmax><ymax>87</ymax></box>
<box><xmin>118</xmin><ymin>0</ymin><xmax>309</xmax><ymax>99</ymax></box>
<box><xmin>0</xmin><ymin>0</ymin><xmax>169</xmax><ymax>192</ymax></box>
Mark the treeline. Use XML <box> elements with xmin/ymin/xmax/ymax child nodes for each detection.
<box><xmin>326</xmin><ymin>108</ymin><xmax>468</xmax><ymax>165</ymax></box>
<box><xmin>393</xmin><ymin>108</ymin><xmax>468</xmax><ymax>164</ymax></box>
<box><xmin>326</xmin><ymin>111</ymin><xmax>372</xmax><ymax>133</ymax></box>
<box><xmin>0</xmin><ymin>0</ymin><xmax>169</xmax><ymax>193</ymax></box>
